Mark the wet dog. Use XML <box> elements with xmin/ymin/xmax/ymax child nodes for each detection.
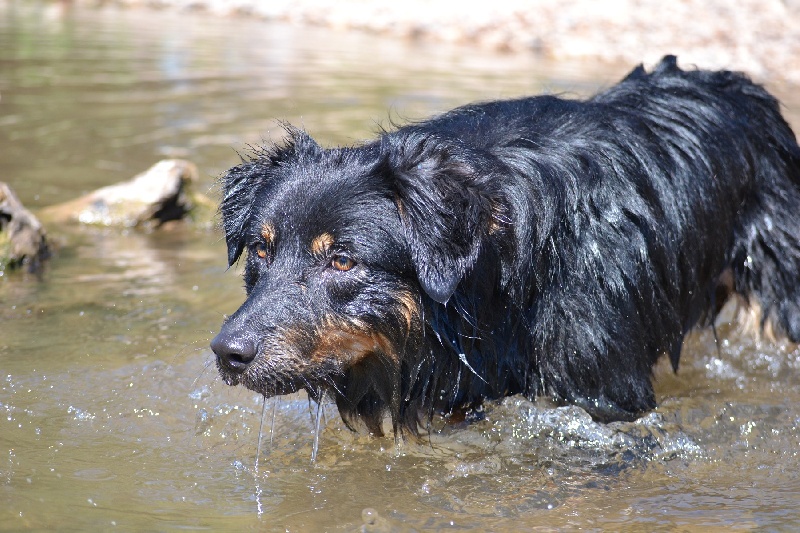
<box><xmin>211</xmin><ymin>56</ymin><xmax>800</xmax><ymax>436</ymax></box>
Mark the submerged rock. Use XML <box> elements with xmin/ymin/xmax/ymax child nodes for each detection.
<box><xmin>360</xmin><ymin>508</ymin><xmax>395</xmax><ymax>533</ymax></box>
<box><xmin>39</xmin><ymin>159</ymin><xmax>211</xmax><ymax>228</ymax></box>
<box><xmin>0</xmin><ymin>182</ymin><xmax>50</xmax><ymax>273</ymax></box>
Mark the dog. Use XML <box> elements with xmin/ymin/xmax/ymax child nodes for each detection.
<box><xmin>210</xmin><ymin>56</ymin><xmax>800</xmax><ymax>436</ymax></box>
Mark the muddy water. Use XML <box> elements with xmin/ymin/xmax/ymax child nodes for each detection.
<box><xmin>2</xmin><ymin>3</ymin><xmax>800</xmax><ymax>531</ymax></box>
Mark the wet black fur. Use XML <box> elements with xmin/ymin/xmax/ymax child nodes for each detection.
<box><xmin>212</xmin><ymin>56</ymin><xmax>800</xmax><ymax>435</ymax></box>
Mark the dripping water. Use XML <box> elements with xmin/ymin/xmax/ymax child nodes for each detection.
<box><xmin>254</xmin><ymin>395</ymin><xmax>268</xmax><ymax>516</ymax></box>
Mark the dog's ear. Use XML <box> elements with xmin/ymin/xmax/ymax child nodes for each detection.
<box><xmin>220</xmin><ymin>159</ymin><xmax>266</xmax><ymax>266</ymax></box>
<box><xmin>220</xmin><ymin>129</ymin><xmax>322</xmax><ymax>266</ymax></box>
<box><xmin>384</xmin><ymin>133</ymin><xmax>503</xmax><ymax>303</ymax></box>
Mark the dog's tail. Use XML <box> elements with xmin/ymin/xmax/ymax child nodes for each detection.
<box><xmin>627</xmin><ymin>56</ymin><xmax>800</xmax><ymax>343</ymax></box>
<box><xmin>699</xmin><ymin>61</ymin><xmax>800</xmax><ymax>343</ymax></box>
<box><xmin>729</xmin><ymin>145</ymin><xmax>800</xmax><ymax>343</ymax></box>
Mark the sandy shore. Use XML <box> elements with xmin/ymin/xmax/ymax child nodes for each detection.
<box><xmin>80</xmin><ymin>0</ymin><xmax>800</xmax><ymax>84</ymax></box>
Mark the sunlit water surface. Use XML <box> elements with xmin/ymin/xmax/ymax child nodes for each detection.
<box><xmin>2</xmin><ymin>3</ymin><xmax>800</xmax><ymax>531</ymax></box>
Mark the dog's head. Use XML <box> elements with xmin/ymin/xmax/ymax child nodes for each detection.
<box><xmin>210</xmin><ymin>127</ymin><xmax>505</xmax><ymax>434</ymax></box>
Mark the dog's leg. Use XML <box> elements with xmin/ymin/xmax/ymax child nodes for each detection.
<box><xmin>530</xmin><ymin>289</ymin><xmax>668</xmax><ymax>422</ymax></box>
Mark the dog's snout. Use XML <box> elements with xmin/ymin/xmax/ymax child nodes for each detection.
<box><xmin>211</xmin><ymin>331</ymin><xmax>257</xmax><ymax>373</ymax></box>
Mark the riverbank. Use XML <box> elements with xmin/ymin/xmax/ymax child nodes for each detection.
<box><xmin>77</xmin><ymin>0</ymin><xmax>800</xmax><ymax>84</ymax></box>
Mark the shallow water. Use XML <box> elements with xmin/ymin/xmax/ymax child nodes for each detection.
<box><xmin>2</xmin><ymin>2</ymin><xmax>800</xmax><ymax>531</ymax></box>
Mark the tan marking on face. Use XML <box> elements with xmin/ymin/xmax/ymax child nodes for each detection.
<box><xmin>261</xmin><ymin>222</ymin><xmax>276</xmax><ymax>244</ymax></box>
<box><xmin>396</xmin><ymin>290</ymin><xmax>421</xmax><ymax>332</ymax></box>
<box><xmin>309</xmin><ymin>319</ymin><xmax>397</xmax><ymax>365</ymax></box>
<box><xmin>311</xmin><ymin>232</ymin><xmax>334</xmax><ymax>256</ymax></box>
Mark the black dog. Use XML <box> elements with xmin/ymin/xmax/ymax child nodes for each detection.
<box><xmin>211</xmin><ymin>56</ymin><xmax>800</xmax><ymax>436</ymax></box>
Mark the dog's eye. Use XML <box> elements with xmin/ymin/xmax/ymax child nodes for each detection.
<box><xmin>330</xmin><ymin>254</ymin><xmax>355</xmax><ymax>272</ymax></box>
<box><xmin>254</xmin><ymin>243</ymin><xmax>269</xmax><ymax>260</ymax></box>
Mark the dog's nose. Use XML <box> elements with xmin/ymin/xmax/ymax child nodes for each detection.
<box><xmin>210</xmin><ymin>331</ymin><xmax>257</xmax><ymax>373</ymax></box>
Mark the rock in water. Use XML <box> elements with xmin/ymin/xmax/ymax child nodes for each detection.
<box><xmin>0</xmin><ymin>182</ymin><xmax>49</xmax><ymax>273</ymax></box>
<box><xmin>40</xmin><ymin>159</ymin><xmax>201</xmax><ymax>228</ymax></box>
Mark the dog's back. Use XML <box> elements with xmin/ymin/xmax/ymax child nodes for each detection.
<box><xmin>381</xmin><ymin>56</ymin><xmax>800</xmax><ymax>420</ymax></box>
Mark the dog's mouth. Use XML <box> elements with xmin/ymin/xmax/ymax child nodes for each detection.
<box><xmin>214</xmin><ymin>328</ymin><xmax>398</xmax><ymax>400</ymax></box>
<box><xmin>225</xmin><ymin>372</ymin><xmax>306</xmax><ymax>398</ymax></box>
<box><xmin>216</xmin><ymin>352</ymin><xmax>319</xmax><ymax>398</ymax></box>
